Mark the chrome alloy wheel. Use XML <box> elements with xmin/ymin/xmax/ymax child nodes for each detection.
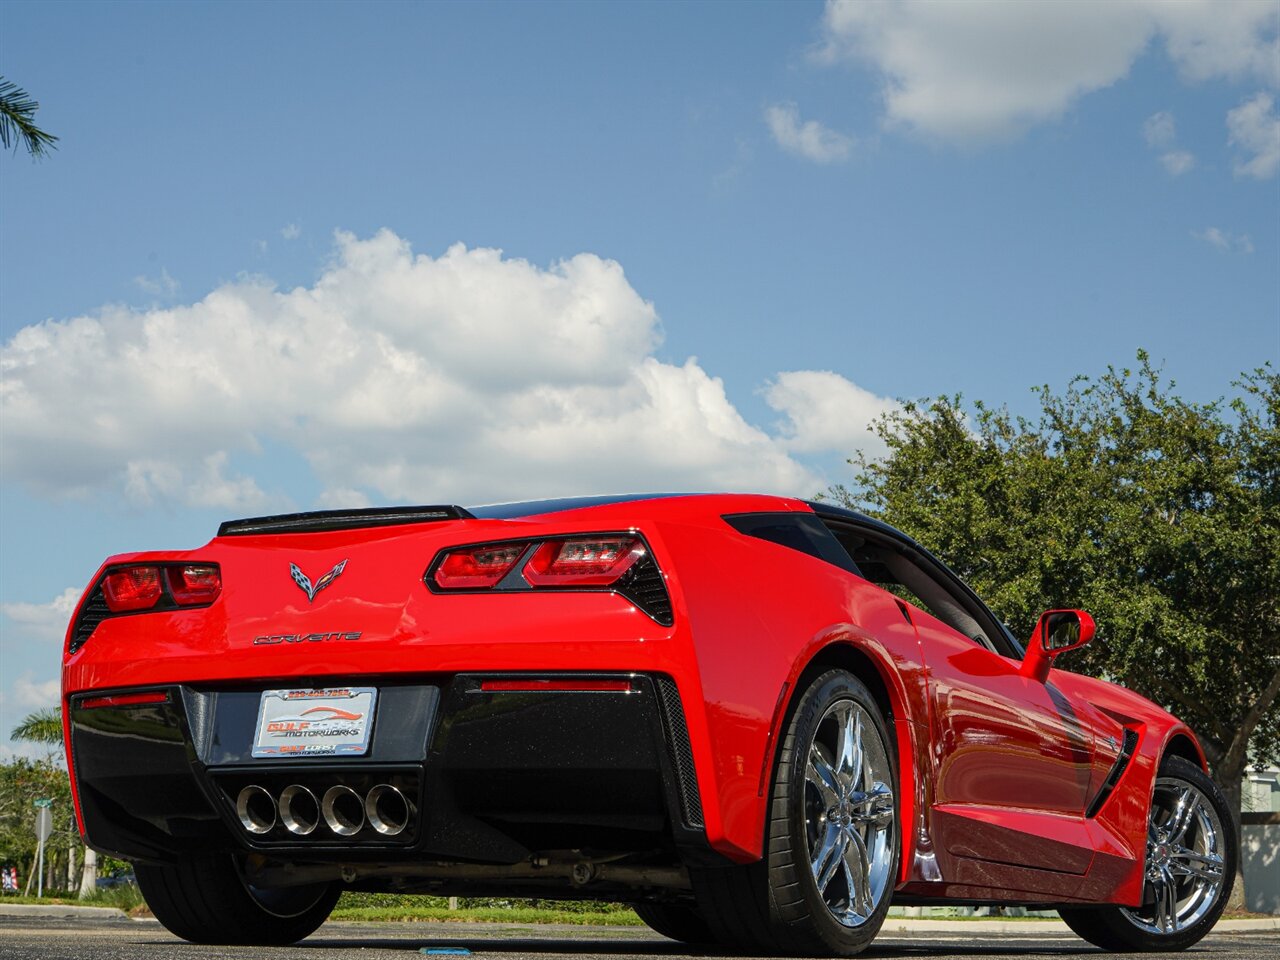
<box><xmin>1121</xmin><ymin>775</ymin><xmax>1226</xmax><ymax>935</ymax></box>
<box><xmin>804</xmin><ymin>699</ymin><xmax>895</xmax><ymax>928</ymax></box>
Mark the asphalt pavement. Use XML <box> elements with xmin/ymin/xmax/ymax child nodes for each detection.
<box><xmin>0</xmin><ymin>916</ymin><xmax>1278</xmax><ymax>960</ymax></box>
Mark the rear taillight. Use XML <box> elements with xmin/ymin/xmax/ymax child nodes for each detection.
<box><xmin>165</xmin><ymin>565</ymin><xmax>222</xmax><ymax>605</ymax></box>
<box><xmin>426</xmin><ymin>532</ymin><xmax>673</xmax><ymax>625</ymax></box>
<box><xmin>96</xmin><ymin>563</ymin><xmax>221</xmax><ymax>615</ymax></box>
<box><xmin>432</xmin><ymin>543</ymin><xmax>525</xmax><ymax>589</ymax></box>
<box><xmin>102</xmin><ymin>566</ymin><xmax>163</xmax><ymax>612</ymax></box>
<box><xmin>523</xmin><ymin>537</ymin><xmax>644</xmax><ymax>586</ymax></box>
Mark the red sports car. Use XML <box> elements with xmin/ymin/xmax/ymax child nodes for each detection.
<box><xmin>60</xmin><ymin>494</ymin><xmax>1235</xmax><ymax>953</ymax></box>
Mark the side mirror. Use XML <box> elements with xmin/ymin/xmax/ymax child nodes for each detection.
<box><xmin>1019</xmin><ymin>609</ymin><xmax>1095</xmax><ymax>683</ymax></box>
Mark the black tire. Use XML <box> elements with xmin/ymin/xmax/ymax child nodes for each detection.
<box><xmin>134</xmin><ymin>853</ymin><xmax>340</xmax><ymax>945</ymax></box>
<box><xmin>633</xmin><ymin>902</ymin><xmax>717</xmax><ymax>944</ymax></box>
<box><xmin>693</xmin><ymin>669</ymin><xmax>899</xmax><ymax>955</ymax></box>
<box><xmin>1059</xmin><ymin>755</ymin><xmax>1236</xmax><ymax>952</ymax></box>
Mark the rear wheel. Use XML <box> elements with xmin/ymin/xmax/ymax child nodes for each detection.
<box><xmin>693</xmin><ymin>669</ymin><xmax>898</xmax><ymax>955</ymax></box>
<box><xmin>632</xmin><ymin>902</ymin><xmax>716</xmax><ymax>944</ymax></box>
<box><xmin>135</xmin><ymin>853</ymin><xmax>339</xmax><ymax>945</ymax></box>
<box><xmin>1059</xmin><ymin>756</ymin><xmax>1235</xmax><ymax>952</ymax></box>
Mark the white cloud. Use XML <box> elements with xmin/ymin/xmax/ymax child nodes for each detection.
<box><xmin>1194</xmin><ymin>226</ymin><xmax>1254</xmax><ymax>253</ymax></box>
<box><xmin>765</xmin><ymin>370</ymin><xmax>898</xmax><ymax>456</ymax></box>
<box><xmin>133</xmin><ymin>268</ymin><xmax>180</xmax><ymax>299</ymax></box>
<box><xmin>5</xmin><ymin>673</ymin><xmax>60</xmax><ymax>712</ymax></box>
<box><xmin>0</xmin><ymin>674</ymin><xmax>62</xmax><ymax>761</ymax></box>
<box><xmin>1143</xmin><ymin>110</ymin><xmax>1177</xmax><ymax>148</ymax></box>
<box><xmin>765</xmin><ymin>103</ymin><xmax>854</xmax><ymax>163</ymax></box>
<box><xmin>820</xmin><ymin>0</ymin><xmax>1279</xmax><ymax>143</ymax></box>
<box><xmin>1227</xmin><ymin>91</ymin><xmax>1280</xmax><ymax>178</ymax></box>
<box><xmin>1142</xmin><ymin>111</ymin><xmax>1196</xmax><ymax>175</ymax></box>
<box><xmin>124</xmin><ymin>452</ymin><xmax>269</xmax><ymax>511</ymax></box>
<box><xmin>1159</xmin><ymin>150</ymin><xmax>1196</xmax><ymax>176</ymax></box>
<box><xmin>0</xmin><ymin>587</ymin><xmax>80</xmax><ymax>644</ymax></box>
<box><xmin>1158</xmin><ymin>1</ymin><xmax>1280</xmax><ymax>86</ymax></box>
<box><xmin>0</xmin><ymin>740</ymin><xmax>54</xmax><ymax>762</ymax></box>
<box><xmin>1</xmin><ymin>230</ymin><xmax>894</xmax><ymax>508</ymax></box>
<box><xmin>314</xmin><ymin>487</ymin><xmax>373</xmax><ymax>510</ymax></box>
<box><xmin>281</xmin><ymin>223</ymin><xmax>301</xmax><ymax>240</ymax></box>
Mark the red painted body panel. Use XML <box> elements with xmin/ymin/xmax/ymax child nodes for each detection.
<box><xmin>61</xmin><ymin>492</ymin><xmax>1199</xmax><ymax>906</ymax></box>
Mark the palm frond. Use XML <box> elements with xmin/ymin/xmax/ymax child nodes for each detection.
<box><xmin>10</xmin><ymin>706</ymin><xmax>63</xmax><ymax>745</ymax></box>
<box><xmin>0</xmin><ymin>76</ymin><xmax>59</xmax><ymax>159</ymax></box>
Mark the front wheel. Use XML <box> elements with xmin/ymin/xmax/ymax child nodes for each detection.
<box><xmin>134</xmin><ymin>853</ymin><xmax>340</xmax><ymax>945</ymax></box>
<box><xmin>1060</xmin><ymin>755</ymin><xmax>1236</xmax><ymax>952</ymax></box>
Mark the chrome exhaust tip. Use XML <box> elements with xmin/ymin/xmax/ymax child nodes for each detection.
<box><xmin>321</xmin><ymin>785</ymin><xmax>365</xmax><ymax>836</ymax></box>
<box><xmin>365</xmin><ymin>783</ymin><xmax>412</xmax><ymax>837</ymax></box>
<box><xmin>279</xmin><ymin>784</ymin><xmax>320</xmax><ymax>836</ymax></box>
<box><xmin>236</xmin><ymin>785</ymin><xmax>276</xmax><ymax>834</ymax></box>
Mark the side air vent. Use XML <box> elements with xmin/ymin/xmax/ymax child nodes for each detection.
<box><xmin>1086</xmin><ymin>728</ymin><xmax>1141</xmax><ymax>819</ymax></box>
<box><xmin>218</xmin><ymin>505</ymin><xmax>475</xmax><ymax>537</ymax></box>
<box><xmin>68</xmin><ymin>586</ymin><xmax>110</xmax><ymax>655</ymax></box>
<box><xmin>654</xmin><ymin>676</ymin><xmax>703</xmax><ymax>829</ymax></box>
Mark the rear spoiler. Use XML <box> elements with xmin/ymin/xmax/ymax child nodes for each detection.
<box><xmin>217</xmin><ymin>505</ymin><xmax>476</xmax><ymax>537</ymax></box>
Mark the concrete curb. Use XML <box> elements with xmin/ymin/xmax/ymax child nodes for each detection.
<box><xmin>0</xmin><ymin>903</ymin><xmax>129</xmax><ymax>920</ymax></box>
<box><xmin>881</xmin><ymin>918</ymin><xmax>1073</xmax><ymax>936</ymax></box>
<box><xmin>1216</xmin><ymin>919</ymin><xmax>1280</xmax><ymax>932</ymax></box>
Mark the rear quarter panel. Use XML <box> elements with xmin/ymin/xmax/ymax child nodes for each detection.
<box><xmin>654</xmin><ymin>507</ymin><xmax>930</xmax><ymax>867</ymax></box>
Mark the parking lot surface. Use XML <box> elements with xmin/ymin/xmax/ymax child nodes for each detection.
<box><xmin>1</xmin><ymin>917</ymin><xmax>1278</xmax><ymax>960</ymax></box>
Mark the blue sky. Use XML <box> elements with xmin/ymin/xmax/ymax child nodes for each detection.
<box><xmin>1</xmin><ymin>1</ymin><xmax>1277</xmax><ymax>756</ymax></box>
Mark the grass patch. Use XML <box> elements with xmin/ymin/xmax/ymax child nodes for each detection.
<box><xmin>331</xmin><ymin>893</ymin><xmax>642</xmax><ymax>925</ymax></box>
<box><xmin>0</xmin><ymin>885</ymin><xmax>144</xmax><ymax>912</ymax></box>
<box><xmin>0</xmin><ymin>885</ymin><xmax>142</xmax><ymax>911</ymax></box>
<box><xmin>331</xmin><ymin>905</ymin><xmax>643</xmax><ymax>925</ymax></box>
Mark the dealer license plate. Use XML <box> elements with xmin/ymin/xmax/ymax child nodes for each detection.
<box><xmin>252</xmin><ymin>687</ymin><xmax>377</xmax><ymax>758</ymax></box>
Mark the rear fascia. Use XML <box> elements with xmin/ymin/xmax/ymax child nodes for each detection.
<box><xmin>66</xmin><ymin>673</ymin><xmax>709</xmax><ymax>867</ymax></box>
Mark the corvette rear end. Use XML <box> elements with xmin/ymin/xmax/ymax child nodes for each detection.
<box><xmin>62</xmin><ymin>493</ymin><xmax>1235</xmax><ymax>952</ymax></box>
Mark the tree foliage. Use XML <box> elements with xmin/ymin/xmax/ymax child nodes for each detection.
<box><xmin>836</xmin><ymin>354</ymin><xmax>1280</xmax><ymax>803</ymax></box>
<box><xmin>0</xmin><ymin>77</ymin><xmax>58</xmax><ymax>159</ymax></box>
<box><xmin>0</xmin><ymin>757</ymin><xmax>76</xmax><ymax>879</ymax></box>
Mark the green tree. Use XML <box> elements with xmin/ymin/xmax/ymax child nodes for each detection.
<box><xmin>836</xmin><ymin>354</ymin><xmax>1279</xmax><ymax>900</ymax></box>
<box><xmin>0</xmin><ymin>757</ymin><xmax>76</xmax><ymax>890</ymax></box>
<box><xmin>0</xmin><ymin>77</ymin><xmax>58</xmax><ymax>158</ymax></box>
<box><xmin>8</xmin><ymin>707</ymin><xmax>81</xmax><ymax>894</ymax></box>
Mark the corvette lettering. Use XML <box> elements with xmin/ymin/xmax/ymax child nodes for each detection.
<box><xmin>253</xmin><ymin>631</ymin><xmax>363</xmax><ymax>645</ymax></box>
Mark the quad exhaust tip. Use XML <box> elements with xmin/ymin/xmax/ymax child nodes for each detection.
<box><xmin>278</xmin><ymin>784</ymin><xmax>320</xmax><ymax>836</ymax></box>
<box><xmin>236</xmin><ymin>785</ymin><xmax>276</xmax><ymax>834</ymax></box>
<box><xmin>322</xmin><ymin>785</ymin><xmax>366</xmax><ymax>836</ymax></box>
<box><xmin>365</xmin><ymin>783</ymin><xmax>412</xmax><ymax>836</ymax></box>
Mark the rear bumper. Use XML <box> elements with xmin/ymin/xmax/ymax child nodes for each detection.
<box><xmin>68</xmin><ymin>673</ymin><xmax>714</xmax><ymax>870</ymax></box>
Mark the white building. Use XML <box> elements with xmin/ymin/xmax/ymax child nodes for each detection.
<box><xmin>1243</xmin><ymin>766</ymin><xmax>1279</xmax><ymax>915</ymax></box>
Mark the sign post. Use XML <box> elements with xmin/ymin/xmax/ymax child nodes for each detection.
<box><xmin>33</xmin><ymin>800</ymin><xmax>52</xmax><ymax>899</ymax></box>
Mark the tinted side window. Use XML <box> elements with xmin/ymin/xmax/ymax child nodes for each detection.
<box><xmin>823</xmin><ymin>522</ymin><xmax>1006</xmax><ymax>654</ymax></box>
<box><xmin>724</xmin><ymin>513</ymin><xmax>862</xmax><ymax>576</ymax></box>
